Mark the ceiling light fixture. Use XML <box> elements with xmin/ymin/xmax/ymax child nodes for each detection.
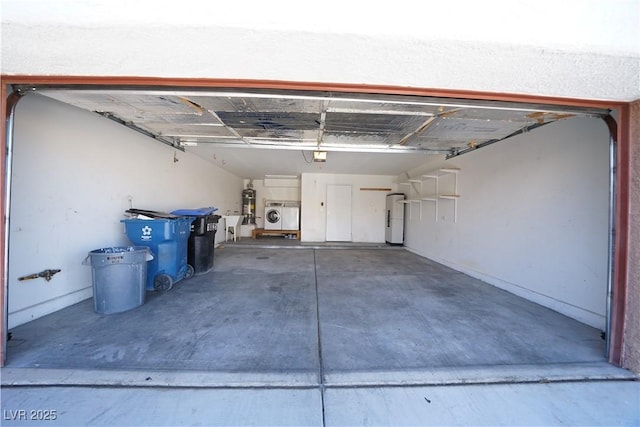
<box><xmin>313</xmin><ymin>151</ymin><xmax>327</xmax><ymax>162</ymax></box>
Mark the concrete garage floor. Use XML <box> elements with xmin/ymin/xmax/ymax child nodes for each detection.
<box><xmin>2</xmin><ymin>247</ymin><xmax>638</xmax><ymax>426</ymax></box>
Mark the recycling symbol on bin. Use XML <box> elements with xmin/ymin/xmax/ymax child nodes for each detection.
<box><xmin>141</xmin><ymin>226</ymin><xmax>152</xmax><ymax>240</ymax></box>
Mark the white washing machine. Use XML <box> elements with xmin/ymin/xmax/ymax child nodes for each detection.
<box><xmin>281</xmin><ymin>202</ymin><xmax>300</xmax><ymax>230</ymax></box>
<box><xmin>264</xmin><ymin>202</ymin><xmax>283</xmax><ymax>230</ymax></box>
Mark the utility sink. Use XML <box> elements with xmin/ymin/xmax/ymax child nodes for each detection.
<box><xmin>222</xmin><ymin>215</ymin><xmax>244</xmax><ymax>241</ymax></box>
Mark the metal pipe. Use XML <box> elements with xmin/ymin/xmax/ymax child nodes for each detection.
<box><xmin>3</xmin><ymin>90</ymin><xmax>21</xmax><ymax>364</ymax></box>
<box><xmin>446</xmin><ymin>121</ymin><xmax>552</xmax><ymax>159</ymax></box>
<box><xmin>97</xmin><ymin>112</ymin><xmax>184</xmax><ymax>151</ymax></box>
<box><xmin>605</xmin><ymin>118</ymin><xmax>617</xmax><ymax>357</ymax></box>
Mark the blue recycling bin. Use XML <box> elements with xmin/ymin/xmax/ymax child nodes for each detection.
<box><xmin>121</xmin><ymin>217</ymin><xmax>195</xmax><ymax>291</ymax></box>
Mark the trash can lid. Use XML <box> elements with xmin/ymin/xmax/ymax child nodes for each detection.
<box><xmin>125</xmin><ymin>209</ymin><xmax>180</xmax><ymax>219</ymax></box>
<box><xmin>171</xmin><ymin>207</ymin><xmax>218</xmax><ymax>216</ymax></box>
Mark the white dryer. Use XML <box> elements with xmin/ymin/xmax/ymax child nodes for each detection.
<box><xmin>281</xmin><ymin>202</ymin><xmax>300</xmax><ymax>230</ymax></box>
<box><xmin>264</xmin><ymin>201</ymin><xmax>283</xmax><ymax>230</ymax></box>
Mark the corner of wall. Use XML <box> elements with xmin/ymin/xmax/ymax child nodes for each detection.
<box><xmin>622</xmin><ymin>100</ymin><xmax>640</xmax><ymax>373</ymax></box>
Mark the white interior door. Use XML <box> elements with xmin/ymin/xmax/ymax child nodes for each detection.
<box><xmin>326</xmin><ymin>184</ymin><xmax>352</xmax><ymax>241</ymax></box>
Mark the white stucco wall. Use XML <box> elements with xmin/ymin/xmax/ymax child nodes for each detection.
<box><xmin>301</xmin><ymin>174</ymin><xmax>397</xmax><ymax>243</ymax></box>
<box><xmin>624</xmin><ymin>100</ymin><xmax>640</xmax><ymax>372</ymax></box>
<box><xmin>8</xmin><ymin>95</ymin><xmax>242</xmax><ymax>328</ymax></box>
<box><xmin>402</xmin><ymin>117</ymin><xmax>610</xmax><ymax>329</ymax></box>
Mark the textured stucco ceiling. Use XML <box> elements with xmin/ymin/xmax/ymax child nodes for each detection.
<box><xmin>2</xmin><ymin>0</ymin><xmax>639</xmax><ymax>102</ymax></box>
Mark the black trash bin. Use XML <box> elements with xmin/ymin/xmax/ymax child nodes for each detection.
<box><xmin>171</xmin><ymin>208</ymin><xmax>220</xmax><ymax>275</ymax></box>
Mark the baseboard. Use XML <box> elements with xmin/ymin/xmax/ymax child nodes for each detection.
<box><xmin>404</xmin><ymin>247</ymin><xmax>605</xmax><ymax>330</ymax></box>
<box><xmin>8</xmin><ymin>286</ymin><xmax>93</xmax><ymax>329</ymax></box>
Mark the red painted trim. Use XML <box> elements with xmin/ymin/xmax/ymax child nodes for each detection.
<box><xmin>0</xmin><ymin>75</ymin><xmax>632</xmax><ymax>367</ymax></box>
<box><xmin>605</xmin><ymin>106</ymin><xmax>631</xmax><ymax>366</ymax></box>
<box><xmin>1</xmin><ymin>75</ymin><xmax>627</xmax><ymax>110</ymax></box>
<box><xmin>0</xmin><ymin>79</ymin><xmax>6</xmax><ymax>367</ymax></box>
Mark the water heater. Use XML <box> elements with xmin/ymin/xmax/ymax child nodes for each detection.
<box><xmin>242</xmin><ymin>184</ymin><xmax>256</xmax><ymax>224</ymax></box>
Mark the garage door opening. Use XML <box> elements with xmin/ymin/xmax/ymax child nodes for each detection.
<box><xmin>1</xmin><ymin>80</ymin><xmax>628</xmax><ymax>383</ymax></box>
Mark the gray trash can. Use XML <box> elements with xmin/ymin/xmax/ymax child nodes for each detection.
<box><xmin>84</xmin><ymin>246</ymin><xmax>153</xmax><ymax>315</ymax></box>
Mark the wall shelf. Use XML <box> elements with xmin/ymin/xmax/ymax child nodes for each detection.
<box><xmin>421</xmin><ymin>168</ymin><xmax>460</xmax><ymax>180</ymax></box>
<box><xmin>398</xmin><ymin>199</ymin><xmax>421</xmax><ymax>220</ymax></box>
<box><xmin>400</xmin><ymin>179</ymin><xmax>422</xmax><ymax>193</ymax></box>
<box><xmin>401</xmin><ymin>167</ymin><xmax>461</xmax><ymax>222</ymax></box>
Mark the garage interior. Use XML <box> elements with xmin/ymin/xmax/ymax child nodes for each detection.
<box><xmin>2</xmin><ymin>1</ymin><xmax>639</xmax><ymax>423</ymax></box>
<box><xmin>3</xmin><ymin>85</ymin><xmax>629</xmax><ymax>386</ymax></box>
